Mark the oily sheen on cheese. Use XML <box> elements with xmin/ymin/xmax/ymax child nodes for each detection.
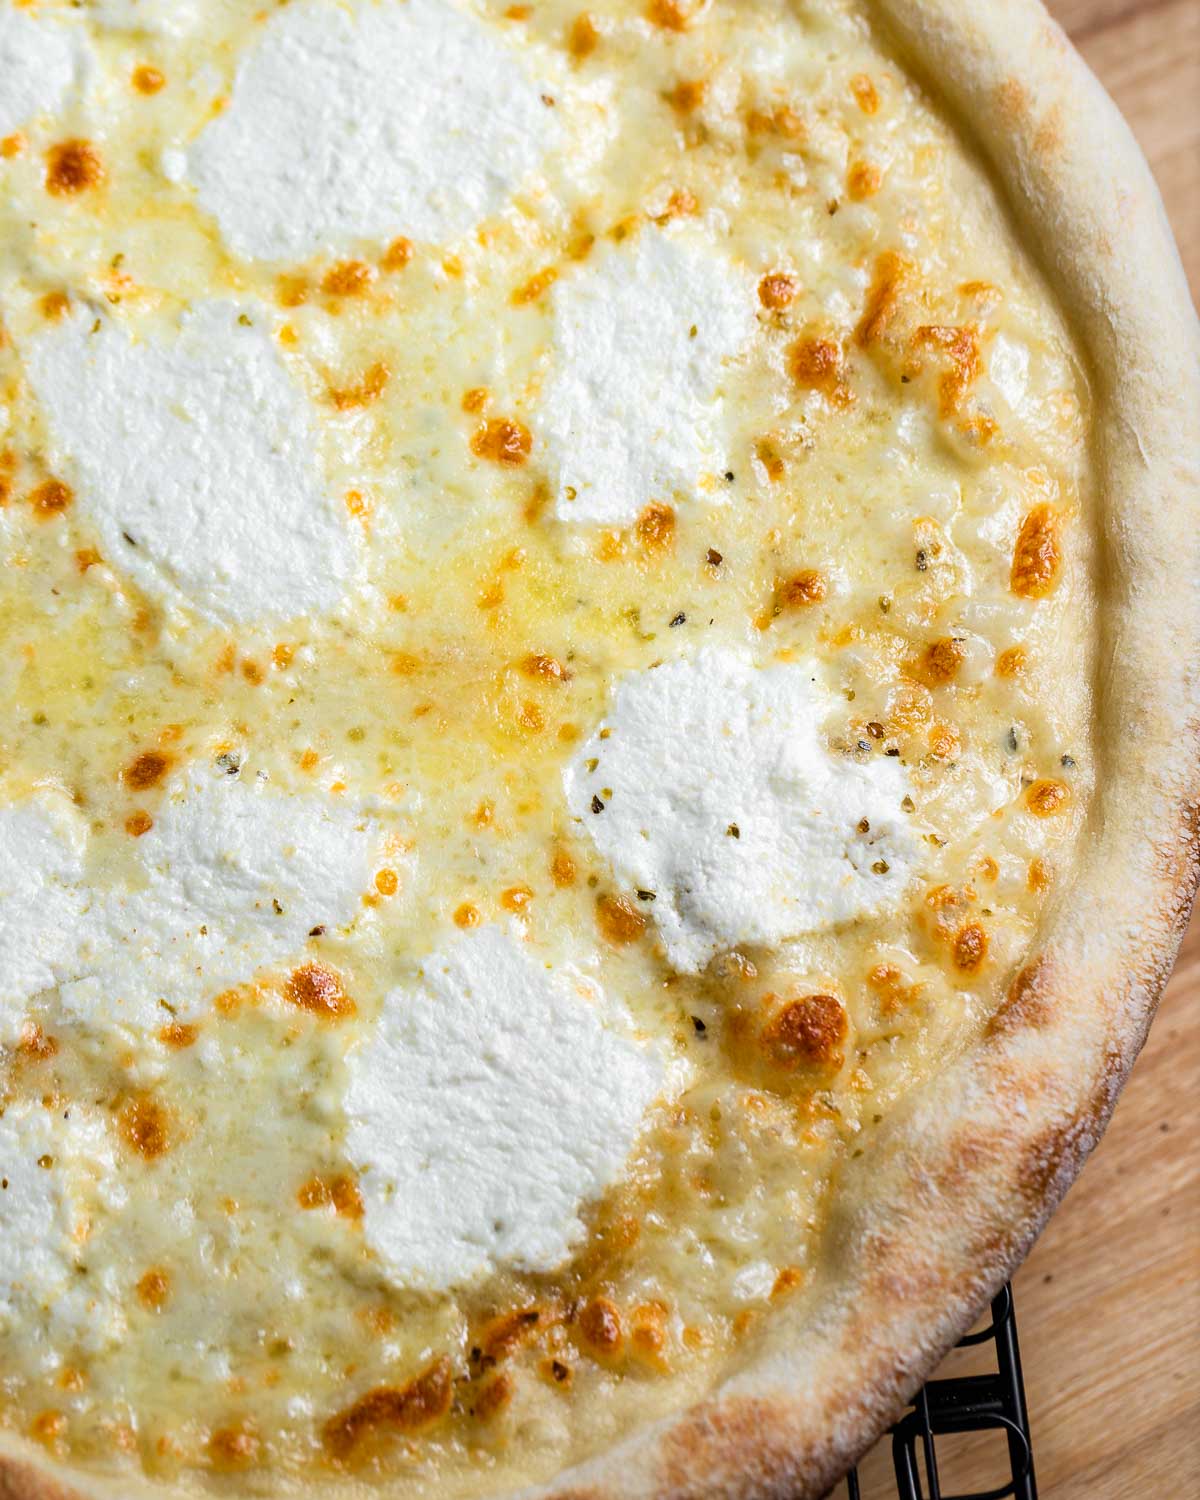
<box><xmin>0</xmin><ymin>0</ymin><xmax>1096</xmax><ymax>1490</ymax></box>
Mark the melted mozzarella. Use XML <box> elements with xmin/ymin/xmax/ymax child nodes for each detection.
<box><xmin>1</xmin><ymin>762</ymin><xmax>379</xmax><ymax>1030</ymax></box>
<box><xmin>0</xmin><ymin>8</ymin><xmax>81</xmax><ymax>138</ymax></box>
<box><xmin>24</xmin><ymin>303</ymin><xmax>354</xmax><ymax>627</ymax></box>
<box><xmin>540</xmin><ymin>229</ymin><xmax>755</xmax><ymax>525</ymax></box>
<box><xmin>565</xmin><ymin>650</ymin><xmax>920</xmax><ymax>972</ymax></box>
<box><xmin>189</xmin><ymin>0</ymin><xmax>557</xmax><ymax>261</ymax></box>
<box><xmin>345</xmin><ymin>927</ymin><xmax>662</xmax><ymax>1291</ymax></box>
<box><xmin>0</xmin><ymin>1101</ymin><xmax>124</xmax><ymax>1349</ymax></box>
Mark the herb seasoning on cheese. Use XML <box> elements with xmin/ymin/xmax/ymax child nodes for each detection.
<box><xmin>0</xmin><ymin>0</ymin><xmax>1094</xmax><ymax>1491</ymax></box>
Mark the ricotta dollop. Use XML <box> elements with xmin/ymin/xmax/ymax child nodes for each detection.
<box><xmin>344</xmin><ymin>927</ymin><xmax>662</xmax><ymax>1291</ymax></box>
<box><xmin>565</xmin><ymin>650</ymin><xmax>920</xmax><ymax>972</ymax></box>
<box><xmin>1</xmin><ymin>761</ymin><xmax>379</xmax><ymax>1031</ymax></box>
<box><xmin>25</xmin><ymin>302</ymin><xmax>354</xmax><ymax>627</ymax></box>
<box><xmin>540</xmin><ymin>228</ymin><xmax>755</xmax><ymax>525</ymax></box>
<box><xmin>0</xmin><ymin>8</ymin><xmax>81</xmax><ymax>138</ymax></box>
<box><xmin>0</xmin><ymin>1100</ymin><xmax>122</xmax><ymax>1347</ymax></box>
<box><xmin>189</xmin><ymin>0</ymin><xmax>556</xmax><ymax>261</ymax></box>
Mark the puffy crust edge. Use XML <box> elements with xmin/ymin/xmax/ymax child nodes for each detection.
<box><xmin>1</xmin><ymin>2</ymin><xmax>1197</xmax><ymax>1498</ymax></box>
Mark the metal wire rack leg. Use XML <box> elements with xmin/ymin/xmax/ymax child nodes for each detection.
<box><xmin>842</xmin><ymin>1284</ymin><xmax>1037</xmax><ymax>1500</ymax></box>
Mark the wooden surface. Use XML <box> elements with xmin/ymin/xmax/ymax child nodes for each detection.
<box><xmin>841</xmin><ymin>2</ymin><xmax>1200</xmax><ymax>1495</ymax></box>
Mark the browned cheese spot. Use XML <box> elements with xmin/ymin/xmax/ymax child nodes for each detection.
<box><xmin>850</xmin><ymin>73</ymin><xmax>880</xmax><ymax>114</ymax></box>
<box><xmin>471</xmin><ymin>417</ymin><xmax>532</xmax><ymax>467</ymax></box>
<box><xmin>136</xmin><ymin>1267</ymin><xmax>171</xmax><ymax>1311</ymax></box>
<box><xmin>1025</xmin><ymin>779</ymin><xmax>1069</xmax><ymax>818</ymax></box>
<box><xmin>550</xmin><ymin>848</ymin><xmax>577</xmax><ymax>887</ymax></box>
<box><xmin>635</xmin><ymin>501</ymin><xmax>676</xmax><ymax>551</ymax></box>
<box><xmin>322</xmin><ymin>1358</ymin><xmax>453</xmax><ymax>1459</ymax></box>
<box><xmin>758</xmin><ymin>272</ymin><xmax>797</xmax><ymax>310</ymax></box>
<box><xmin>512</xmin><ymin>266</ymin><xmax>558</xmax><ymax>304</ymax></box>
<box><xmin>776</xmin><ymin>569</ymin><xmax>827</xmax><ymax>610</ymax></box>
<box><xmin>915</xmin><ymin>635</ymin><xmax>966</xmax><ymax>686</ymax></box>
<box><xmin>789</xmin><ymin>335</ymin><xmax>852</xmax><ymax>406</ymax></box>
<box><xmin>454</xmin><ymin>901</ymin><xmax>482</xmax><ymax>928</ymax></box>
<box><xmin>17</xmin><ymin>1023</ymin><xmax>58</xmax><ymax>1060</ymax></box>
<box><xmin>521</xmin><ymin>652</ymin><xmax>570</xmax><ymax>682</ymax></box>
<box><xmin>596</xmin><ymin>893</ymin><xmax>646</xmax><ymax>945</ymax></box>
<box><xmin>118</xmin><ymin>1095</ymin><xmax>170</xmax><ymax>1160</ymax></box>
<box><xmin>912</xmin><ymin>324</ymin><xmax>982</xmax><ymax>415</ymax></box>
<box><xmin>995</xmin><ymin>644</ymin><xmax>1027</xmax><ymax>678</ymax></box>
<box><xmin>322</xmin><ymin>260</ymin><xmax>374</xmax><ymax>297</ymax></box>
<box><xmin>123</xmin><ymin>749</ymin><xmax>171</xmax><ymax>790</ymax></box>
<box><xmin>760</xmin><ymin>993</ymin><xmax>847</xmax><ymax>1070</ymax></box>
<box><xmin>158</xmin><ymin>1022</ymin><xmax>198</xmax><ymax>1049</ymax></box>
<box><xmin>208</xmin><ymin>1422</ymin><xmax>261</xmax><ymax>1472</ymax></box>
<box><xmin>46</xmin><ymin>139</ymin><xmax>105</xmax><ymax>195</ymax></box>
<box><xmin>297</xmin><ymin>1173</ymin><xmax>364</xmax><ymax>1219</ymax></box>
<box><xmin>40</xmin><ymin>290</ymin><xmax>70</xmax><ymax>320</ymax></box>
<box><xmin>856</xmin><ymin>250</ymin><xmax>911</xmax><ymax>348</ymax></box>
<box><xmin>667</xmin><ymin>77</ymin><xmax>705</xmax><ymax>113</ymax></box>
<box><xmin>29</xmin><ymin>478</ymin><xmax>73</xmax><ymax>519</ymax></box>
<box><xmin>1010</xmin><ymin>503</ymin><xmax>1062</xmax><ymax>598</ymax></box>
<box><xmin>847</xmin><ymin>160</ymin><xmax>883</xmax><ymax>199</ymax></box>
<box><xmin>578</xmin><ymin>1297</ymin><xmax>623</xmax><ymax>1359</ymax></box>
<box><xmin>500</xmin><ymin>884</ymin><xmax>534</xmax><ymax>913</ymax></box>
<box><xmin>380</xmin><ymin>236</ymin><xmax>413</xmax><ymax>273</ymax></box>
<box><xmin>474</xmin><ymin>1373</ymin><xmax>514</xmax><ymax>1421</ymax></box>
<box><xmin>952</xmin><ymin>922</ymin><xmax>988</xmax><ymax>973</ymax></box>
<box><xmin>328</xmin><ymin>361</ymin><xmax>390</xmax><ymax>411</ymax></box>
<box><xmin>124</xmin><ymin>810</ymin><xmax>154</xmax><ymax>838</ymax></box>
<box><xmin>132</xmin><ymin>65</ymin><xmax>166</xmax><ymax>95</ymax></box>
<box><xmin>285</xmin><ymin>963</ymin><xmax>356</xmax><ymax>1019</ymax></box>
<box><xmin>646</xmin><ymin>0</ymin><xmax>689</xmax><ymax>30</ymax></box>
<box><xmin>569</xmin><ymin>12</ymin><xmax>600</xmax><ymax>55</ymax></box>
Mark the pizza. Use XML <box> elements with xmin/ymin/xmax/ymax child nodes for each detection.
<box><xmin>0</xmin><ymin>0</ymin><xmax>1196</xmax><ymax>1496</ymax></box>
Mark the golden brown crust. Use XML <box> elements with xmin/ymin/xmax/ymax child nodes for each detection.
<box><xmin>2</xmin><ymin>3</ymin><xmax>1196</xmax><ymax>1498</ymax></box>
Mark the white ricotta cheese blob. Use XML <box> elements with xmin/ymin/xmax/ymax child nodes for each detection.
<box><xmin>345</xmin><ymin>927</ymin><xmax>662</xmax><ymax>1290</ymax></box>
<box><xmin>0</xmin><ymin>761</ymin><xmax>378</xmax><ymax>1030</ymax></box>
<box><xmin>540</xmin><ymin>229</ymin><xmax>756</xmax><ymax>525</ymax></box>
<box><xmin>0</xmin><ymin>793</ymin><xmax>90</xmax><ymax>1039</ymax></box>
<box><xmin>0</xmin><ymin>8</ymin><xmax>81</xmax><ymax>138</ymax></box>
<box><xmin>189</xmin><ymin>0</ymin><xmax>557</xmax><ymax>261</ymax></box>
<box><xmin>64</xmin><ymin>760</ymin><xmax>380</xmax><ymax>1028</ymax></box>
<box><xmin>0</xmin><ymin>1100</ymin><xmax>122</xmax><ymax>1347</ymax></box>
<box><xmin>565</xmin><ymin>650</ymin><xmax>920</xmax><ymax>972</ymax></box>
<box><xmin>24</xmin><ymin>303</ymin><xmax>354</xmax><ymax>627</ymax></box>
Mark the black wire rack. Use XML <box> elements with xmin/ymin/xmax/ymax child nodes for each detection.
<box><xmin>837</xmin><ymin>1284</ymin><xmax>1037</xmax><ymax>1500</ymax></box>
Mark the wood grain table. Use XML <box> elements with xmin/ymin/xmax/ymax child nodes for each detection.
<box><xmin>844</xmin><ymin>2</ymin><xmax>1200</xmax><ymax>1495</ymax></box>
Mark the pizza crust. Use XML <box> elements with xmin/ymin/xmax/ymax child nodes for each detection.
<box><xmin>0</xmin><ymin>1</ymin><xmax>1196</xmax><ymax>1497</ymax></box>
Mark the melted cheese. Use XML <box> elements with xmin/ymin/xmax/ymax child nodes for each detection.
<box><xmin>24</xmin><ymin>302</ymin><xmax>354</xmax><ymax>626</ymax></box>
<box><xmin>566</xmin><ymin>650</ymin><xmax>919</xmax><ymax>970</ymax></box>
<box><xmin>345</xmin><ymin>927</ymin><xmax>662</xmax><ymax>1289</ymax></box>
<box><xmin>190</xmin><ymin>0</ymin><xmax>558</xmax><ymax>261</ymax></box>
<box><xmin>542</xmin><ymin>229</ymin><xmax>756</xmax><ymax>525</ymax></box>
